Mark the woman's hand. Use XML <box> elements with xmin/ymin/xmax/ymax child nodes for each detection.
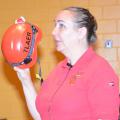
<box><xmin>14</xmin><ymin>67</ymin><xmax>41</xmax><ymax>120</ymax></box>
<box><xmin>14</xmin><ymin>67</ymin><xmax>31</xmax><ymax>83</ymax></box>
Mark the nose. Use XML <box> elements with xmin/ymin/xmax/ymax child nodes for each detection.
<box><xmin>52</xmin><ymin>27</ymin><xmax>57</xmax><ymax>36</ymax></box>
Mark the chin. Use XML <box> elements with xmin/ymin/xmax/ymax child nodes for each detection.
<box><xmin>56</xmin><ymin>46</ymin><xmax>64</xmax><ymax>51</ymax></box>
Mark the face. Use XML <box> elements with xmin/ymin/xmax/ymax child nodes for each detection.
<box><xmin>52</xmin><ymin>10</ymin><xmax>80</xmax><ymax>56</ymax></box>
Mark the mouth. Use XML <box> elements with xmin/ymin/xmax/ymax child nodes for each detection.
<box><xmin>53</xmin><ymin>37</ymin><xmax>62</xmax><ymax>45</ymax></box>
<box><xmin>56</xmin><ymin>40</ymin><xmax>63</xmax><ymax>46</ymax></box>
<box><xmin>53</xmin><ymin>37</ymin><xmax>64</xmax><ymax>50</ymax></box>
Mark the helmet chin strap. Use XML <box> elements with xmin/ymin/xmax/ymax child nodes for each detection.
<box><xmin>10</xmin><ymin>23</ymin><xmax>38</xmax><ymax>67</ymax></box>
<box><xmin>35</xmin><ymin>57</ymin><xmax>44</xmax><ymax>84</ymax></box>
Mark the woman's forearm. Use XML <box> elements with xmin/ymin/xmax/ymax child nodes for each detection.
<box><xmin>21</xmin><ymin>79</ymin><xmax>41</xmax><ymax>120</ymax></box>
<box><xmin>14</xmin><ymin>67</ymin><xmax>41</xmax><ymax>120</ymax></box>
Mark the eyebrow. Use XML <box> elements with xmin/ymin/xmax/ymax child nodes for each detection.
<box><xmin>53</xmin><ymin>19</ymin><xmax>65</xmax><ymax>23</ymax></box>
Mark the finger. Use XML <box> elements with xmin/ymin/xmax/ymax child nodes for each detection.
<box><xmin>14</xmin><ymin>66</ymin><xmax>30</xmax><ymax>72</ymax></box>
<box><xmin>13</xmin><ymin>67</ymin><xmax>21</xmax><ymax>71</ymax></box>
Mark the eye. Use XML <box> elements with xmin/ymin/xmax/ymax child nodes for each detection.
<box><xmin>58</xmin><ymin>23</ymin><xmax>65</xmax><ymax>29</ymax></box>
<box><xmin>54</xmin><ymin>21</ymin><xmax>66</xmax><ymax>30</ymax></box>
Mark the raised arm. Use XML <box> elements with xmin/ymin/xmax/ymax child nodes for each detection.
<box><xmin>14</xmin><ymin>67</ymin><xmax>41</xmax><ymax>120</ymax></box>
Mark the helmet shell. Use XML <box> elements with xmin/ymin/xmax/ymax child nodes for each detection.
<box><xmin>1</xmin><ymin>22</ymin><xmax>42</xmax><ymax>68</ymax></box>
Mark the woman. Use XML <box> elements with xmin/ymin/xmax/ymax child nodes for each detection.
<box><xmin>14</xmin><ymin>7</ymin><xmax>119</xmax><ymax>120</ymax></box>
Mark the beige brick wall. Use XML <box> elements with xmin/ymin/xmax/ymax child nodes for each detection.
<box><xmin>0</xmin><ymin>0</ymin><xmax>120</xmax><ymax>119</ymax></box>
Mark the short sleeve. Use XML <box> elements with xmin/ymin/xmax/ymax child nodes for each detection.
<box><xmin>88</xmin><ymin>64</ymin><xmax>119</xmax><ymax>120</ymax></box>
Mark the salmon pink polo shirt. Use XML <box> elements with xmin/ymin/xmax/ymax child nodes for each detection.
<box><xmin>36</xmin><ymin>47</ymin><xmax>119</xmax><ymax>120</ymax></box>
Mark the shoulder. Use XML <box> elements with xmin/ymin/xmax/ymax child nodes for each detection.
<box><xmin>42</xmin><ymin>59</ymin><xmax>67</xmax><ymax>86</ymax></box>
<box><xmin>94</xmin><ymin>53</ymin><xmax>116</xmax><ymax>73</ymax></box>
<box><xmin>46</xmin><ymin>59</ymin><xmax>67</xmax><ymax>78</ymax></box>
<box><xmin>52</xmin><ymin>58</ymin><xmax>67</xmax><ymax>72</ymax></box>
<box><xmin>88</xmin><ymin>52</ymin><xmax>119</xmax><ymax>92</ymax></box>
<box><xmin>91</xmin><ymin>52</ymin><xmax>118</xmax><ymax>81</ymax></box>
<box><xmin>85</xmin><ymin>47</ymin><xmax>114</xmax><ymax>73</ymax></box>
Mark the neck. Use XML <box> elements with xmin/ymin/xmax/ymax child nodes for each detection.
<box><xmin>67</xmin><ymin>46</ymin><xmax>89</xmax><ymax>65</ymax></box>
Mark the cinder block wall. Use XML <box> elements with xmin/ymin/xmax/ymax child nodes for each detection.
<box><xmin>0</xmin><ymin>0</ymin><xmax>119</xmax><ymax>120</ymax></box>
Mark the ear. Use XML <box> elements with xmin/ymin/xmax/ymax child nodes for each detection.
<box><xmin>78</xmin><ymin>27</ymin><xmax>87</xmax><ymax>39</ymax></box>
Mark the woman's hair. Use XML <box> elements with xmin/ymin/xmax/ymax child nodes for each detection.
<box><xmin>64</xmin><ymin>7</ymin><xmax>97</xmax><ymax>44</ymax></box>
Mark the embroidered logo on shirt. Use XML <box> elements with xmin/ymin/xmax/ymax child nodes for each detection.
<box><xmin>69</xmin><ymin>75</ymin><xmax>76</xmax><ymax>85</ymax></box>
<box><xmin>69</xmin><ymin>71</ymin><xmax>83</xmax><ymax>85</ymax></box>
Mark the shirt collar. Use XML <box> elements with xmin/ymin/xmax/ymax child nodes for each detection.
<box><xmin>61</xmin><ymin>47</ymin><xmax>95</xmax><ymax>69</ymax></box>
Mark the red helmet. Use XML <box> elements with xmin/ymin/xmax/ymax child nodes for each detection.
<box><xmin>1</xmin><ymin>17</ymin><xmax>42</xmax><ymax>68</ymax></box>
